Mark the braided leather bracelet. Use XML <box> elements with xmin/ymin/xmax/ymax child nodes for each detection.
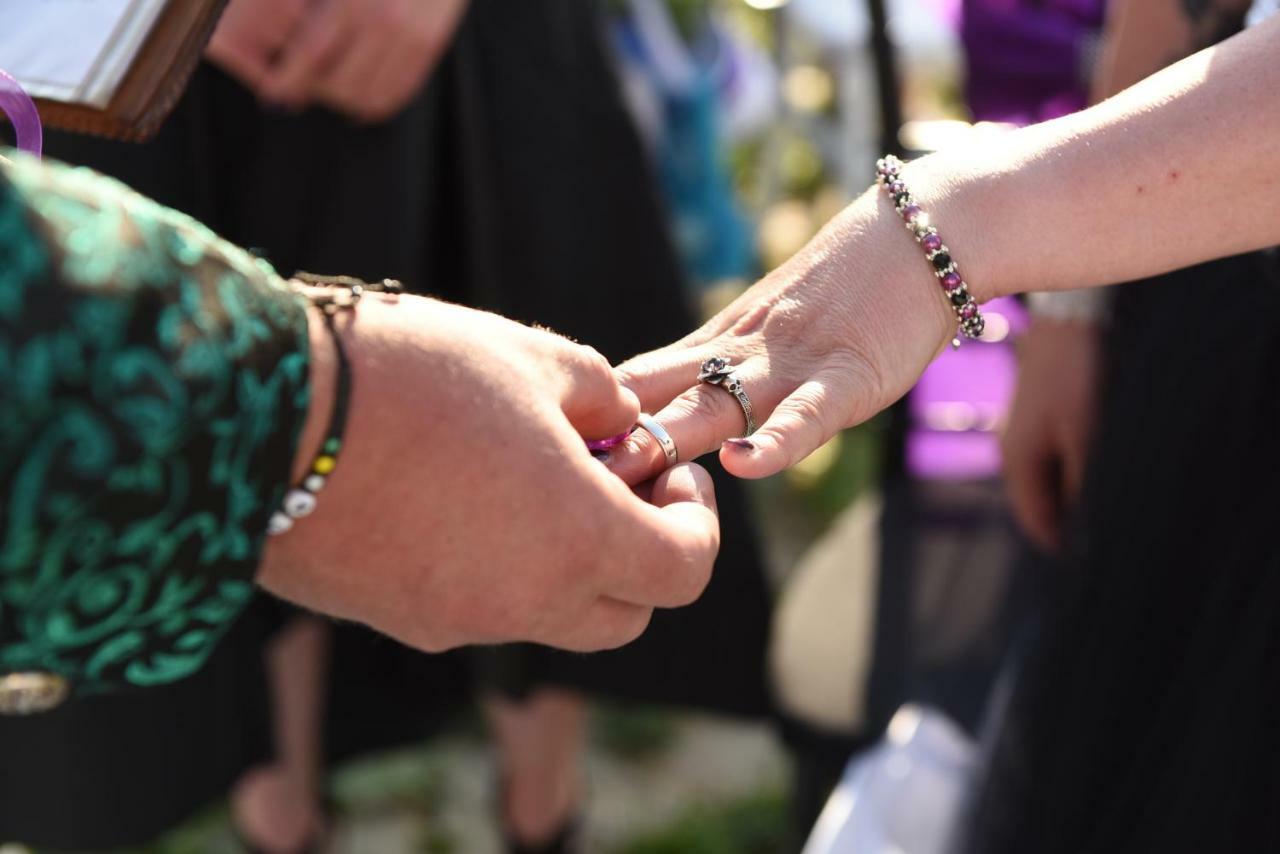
<box><xmin>876</xmin><ymin>155</ymin><xmax>985</xmax><ymax>348</ymax></box>
<box><xmin>267</xmin><ymin>275</ymin><xmax>402</xmax><ymax>536</ymax></box>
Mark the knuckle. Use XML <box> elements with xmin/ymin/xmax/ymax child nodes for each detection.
<box><xmin>573</xmin><ymin>344</ymin><xmax>615</xmax><ymax>380</ymax></box>
<box><xmin>670</xmin><ymin>546</ymin><xmax>714</xmax><ymax>606</ymax></box>
<box><xmin>649</xmin><ymin>528</ymin><xmax>715</xmax><ymax>607</ymax></box>
<box><xmin>609</xmin><ymin>607</ymin><xmax>653</xmax><ymax>648</ymax></box>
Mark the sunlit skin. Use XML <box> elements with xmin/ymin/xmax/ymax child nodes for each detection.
<box><xmin>609</xmin><ymin>16</ymin><xmax>1280</xmax><ymax>486</ymax></box>
<box><xmin>260</xmin><ymin>293</ymin><xmax>720</xmax><ymax>653</ymax></box>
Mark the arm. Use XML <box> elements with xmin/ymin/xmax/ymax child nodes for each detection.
<box><xmin>915</xmin><ymin>12</ymin><xmax>1280</xmax><ymax>304</ymax></box>
<box><xmin>0</xmin><ymin>153</ymin><xmax>719</xmax><ymax>708</ymax></box>
<box><xmin>1092</xmin><ymin>0</ymin><xmax>1253</xmax><ymax>99</ymax></box>
<box><xmin>1003</xmin><ymin>0</ymin><xmax>1251</xmax><ymax>549</ymax></box>
<box><xmin>611</xmin><ymin>16</ymin><xmax>1280</xmax><ymax>482</ymax></box>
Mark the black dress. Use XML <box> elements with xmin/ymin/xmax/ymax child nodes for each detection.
<box><xmin>960</xmin><ymin>250</ymin><xmax>1280</xmax><ymax>852</ymax></box>
<box><xmin>414</xmin><ymin>0</ymin><xmax>772</xmax><ymax>717</ymax></box>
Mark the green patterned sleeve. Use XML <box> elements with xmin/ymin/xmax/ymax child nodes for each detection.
<box><xmin>0</xmin><ymin>151</ymin><xmax>312</xmax><ymax>702</ymax></box>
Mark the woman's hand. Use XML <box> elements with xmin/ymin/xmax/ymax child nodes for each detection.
<box><xmin>256</xmin><ymin>0</ymin><xmax>469</xmax><ymax>121</ymax></box>
<box><xmin>260</xmin><ymin>294</ymin><xmax>720</xmax><ymax>653</ymax></box>
<box><xmin>1001</xmin><ymin>317</ymin><xmax>1101</xmax><ymax>551</ymax></box>
<box><xmin>610</xmin><ymin>188</ymin><xmax>957</xmax><ymax>485</ymax></box>
<box><xmin>206</xmin><ymin>0</ymin><xmax>468</xmax><ymax>122</ymax></box>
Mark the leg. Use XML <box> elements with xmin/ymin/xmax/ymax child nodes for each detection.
<box><xmin>231</xmin><ymin>615</ymin><xmax>331</xmax><ymax>853</ymax></box>
<box><xmin>484</xmin><ymin>687</ymin><xmax>587</xmax><ymax>850</ymax></box>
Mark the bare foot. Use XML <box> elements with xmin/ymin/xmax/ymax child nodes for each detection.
<box><xmin>231</xmin><ymin>765</ymin><xmax>326</xmax><ymax>853</ymax></box>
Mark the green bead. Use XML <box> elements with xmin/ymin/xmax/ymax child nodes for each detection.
<box><xmin>323</xmin><ymin>437</ymin><xmax>342</xmax><ymax>454</ymax></box>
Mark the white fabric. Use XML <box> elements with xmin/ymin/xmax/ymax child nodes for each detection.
<box><xmin>770</xmin><ymin>494</ymin><xmax>882</xmax><ymax>733</ymax></box>
<box><xmin>802</xmin><ymin>705</ymin><xmax>977</xmax><ymax>854</ymax></box>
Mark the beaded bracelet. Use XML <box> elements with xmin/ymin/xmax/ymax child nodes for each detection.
<box><xmin>267</xmin><ymin>275</ymin><xmax>402</xmax><ymax>536</ymax></box>
<box><xmin>875</xmin><ymin>154</ymin><xmax>985</xmax><ymax>348</ymax></box>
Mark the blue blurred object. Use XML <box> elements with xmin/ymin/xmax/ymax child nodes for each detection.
<box><xmin>609</xmin><ymin>3</ymin><xmax>758</xmax><ymax>288</ymax></box>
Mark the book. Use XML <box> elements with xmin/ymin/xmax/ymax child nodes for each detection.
<box><xmin>0</xmin><ymin>0</ymin><xmax>228</xmax><ymax>141</ymax></box>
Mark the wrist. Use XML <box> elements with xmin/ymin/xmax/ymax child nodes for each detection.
<box><xmin>290</xmin><ymin>305</ymin><xmax>338</xmax><ymax>485</ymax></box>
<box><xmin>823</xmin><ymin>187</ymin><xmax>956</xmax><ymax>355</ymax></box>
<box><xmin>896</xmin><ymin>152</ymin><xmax>1009</xmax><ymax>305</ymax></box>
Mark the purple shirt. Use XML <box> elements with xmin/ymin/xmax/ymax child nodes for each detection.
<box><xmin>961</xmin><ymin>0</ymin><xmax>1107</xmax><ymax>124</ymax></box>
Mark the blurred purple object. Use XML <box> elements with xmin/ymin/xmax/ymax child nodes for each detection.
<box><xmin>907</xmin><ymin>297</ymin><xmax>1027</xmax><ymax>480</ymax></box>
<box><xmin>0</xmin><ymin>68</ymin><xmax>42</xmax><ymax>157</ymax></box>
<box><xmin>961</xmin><ymin>0</ymin><xmax>1107</xmax><ymax>125</ymax></box>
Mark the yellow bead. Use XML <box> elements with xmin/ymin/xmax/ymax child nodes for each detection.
<box><xmin>313</xmin><ymin>455</ymin><xmax>336</xmax><ymax>475</ymax></box>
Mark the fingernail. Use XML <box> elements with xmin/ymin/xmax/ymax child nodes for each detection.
<box><xmin>590</xmin><ymin>448</ymin><xmax>611</xmax><ymax>464</ymax></box>
<box><xmin>723</xmin><ymin>438</ymin><xmax>755</xmax><ymax>451</ymax></box>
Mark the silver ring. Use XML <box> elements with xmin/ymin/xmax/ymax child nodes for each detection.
<box><xmin>635</xmin><ymin>413</ymin><xmax>679</xmax><ymax>467</ymax></box>
<box><xmin>697</xmin><ymin>357</ymin><xmax>757</xmax><ymax>436</ymax></box>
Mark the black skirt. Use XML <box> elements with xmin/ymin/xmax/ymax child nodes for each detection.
<box><xmin>961</xmin><ymin>250</ymin><xmax>1280</xmax><ymax>852</ymax></box>
<box><xmin>414</xmin><ymin>0</ymin><xmax>771</xmax><ymax>718</ymax></box>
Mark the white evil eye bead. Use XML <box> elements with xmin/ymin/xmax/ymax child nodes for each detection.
<box><xmin>284</xmin><ymin>489</ymin><xmax>318</xmax><ymax>519</ymax></box>
<box><xmin>304</xmin><ymin>474</ymin><xmax>326</xmax><ymax>492</ymax></box>
<box><xmin>268</xmin><ymin>512</ymin><xmax>294</xmax><ymax>536</ymax></box>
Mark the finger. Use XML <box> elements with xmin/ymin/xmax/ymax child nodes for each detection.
<box><xmin>615</xmin><ymin>344</ymin><xmax>716</xmax><ymax>418</ymax></box>
<box><xmin>353</xmin><ymin>40</ymin><xmax>433</xmax><ymax>122</ymax></box>
<box><xmin>558</xmin><ymin>345</ymin><xmax>642</xmax><ymax>441</ymax></box>
<box><xmin>719</xmin><ymin>361</ymin><xmax>865</xmax><ymax>479</ymax></box>
<box><xmin>545</xmin><ymin>597</ymin><xmax>654</xmax><ymax>652</ymax></box>
<box><xmin>205</xmin><ymin>34</ymin><xmax>273</xmax><ymax>92</ymax></box>
<box><xmin>257</xmin><ymin>2</ymin><xmax>351</xmax><ymax>107</ymax></box>
<box><xmin>1004</xmin><ymin>448</ymin><xmax>1062</xmax><ymax>552</ymax></box>
<box><xmin>351</xmin><ymin>0</ymin><xmax>462</xmax><ymax>122</ymax></box>
<box><xmin>595</xmin><ymin>463</ymin><xmax>720</xmax><ymax>609</ymax></box>
<box><xmin>606</xmin><ymin>378</ymin><xmax>755</xmax><ymax>486</ymax></box>
<box><xmin>1060</xmin><ymin>430</ymin><xmax>1090</xmax><ymax>506</ymax></box>
<box><xmin>314</xmin><ymin>32</ymin><xmax>387</xmax><ymax>117</ymax></box>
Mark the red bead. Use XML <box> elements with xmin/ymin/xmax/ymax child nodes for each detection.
<box><xmin>922</xmin><ymin>233</ymin><xmax>942</xmax><ymax>252</ymax></box>
<box><xmin>942</xmin><ymin>271</ymin><xmax>962</xmax><ymax>289</ymax></box>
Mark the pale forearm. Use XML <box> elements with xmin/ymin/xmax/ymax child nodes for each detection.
<box><xmin>903</xmin><ymin>15</ymin><xmax>1280</xmax><ymax>302</ymax></box>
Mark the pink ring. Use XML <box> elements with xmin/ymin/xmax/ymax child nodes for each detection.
<box><xmin>0</xmin><ymin>69</ymin><xmax>42</xmax><ymax>157</ymax></box>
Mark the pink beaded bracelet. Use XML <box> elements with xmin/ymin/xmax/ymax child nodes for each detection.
<box><xmin>876</xmin><ymin>155</ymin><xmax>985</xmax><ymax>348</ymax></box>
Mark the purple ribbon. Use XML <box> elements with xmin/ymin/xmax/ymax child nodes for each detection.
<box><xmin>0</xmin><ymin>68</ymin><xmax>42</xmax><ymax>157</ymax></box>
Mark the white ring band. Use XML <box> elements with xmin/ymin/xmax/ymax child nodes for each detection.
<box><xmin>635</xmin><ymin>413</ymin><xmax>678</xmax><ymax>468</ymax></box>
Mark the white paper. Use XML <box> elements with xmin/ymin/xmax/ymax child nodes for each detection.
<box><xmin>0</xmin><ymin>0</ymin><xmax>168</xmax><ymax>107</ymax></box>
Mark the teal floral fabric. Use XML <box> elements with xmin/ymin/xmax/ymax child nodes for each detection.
<box><xmin>0</xmin><ymin>151</ymin><xmax>311</xmax><ymax>695</ymax></box>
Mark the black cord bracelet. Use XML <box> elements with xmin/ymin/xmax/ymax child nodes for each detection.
<box><xmin>267</xmin><ymin>275</ymin><xmax>401</xmax><ymax>537</ymax></box>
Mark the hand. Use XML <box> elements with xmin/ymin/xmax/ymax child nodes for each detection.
<box><xmin>205</xmin><ymin>0</ymin><xmax>308</xmax><ymax>93</ymax></box>
<box><xmin>1001</xmin><ymin>318</ymin><xmax>1100</xmax><ymax>551</ymax></box>
<box><xmin>259</xmin><ymin>294</ymin><xmax>720</xmax><ymax>653</ymax></box>
<box><xmin>609</xmin><ymin>186</ymin><xmax>955</xmax><ymax>486</ymax></box>
<box><xmin>256</xmin><ymin>0</ymin><xmax>470</xmax><ymax>121</ymax></box>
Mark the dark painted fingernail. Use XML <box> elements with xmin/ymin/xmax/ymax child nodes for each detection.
<box><xmin>723</xmin><ymin>438</ymin><xmax>755</xmax><ymax>451</ymax></box>
<box><xmin>590</xmin><ymin>448</ymin><xmax>611</xmax><ymax>464</ymax></box>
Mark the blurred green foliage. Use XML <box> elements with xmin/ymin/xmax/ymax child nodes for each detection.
<box><xmin>593</xmin><ymin>704</ymin><xmax>681</xmax><ymax>761</ymax></box>
<box><xmin>613</xmin><ymin>787</ymin><xmax>788</xmax><ymax>854</ymax></box>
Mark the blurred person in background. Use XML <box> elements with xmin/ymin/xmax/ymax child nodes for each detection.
<box><xmin>0</xmin><ymin>2</ymin><xmax>773</xmax><ymax>853</ymax></box>
<box><xmin>409</xmin><ymin>3</ymin><xmax>772</xmax><ymax>851</ymax></box>
<box><xmin>964</xmin><ymin>0</ymin><xmax>1280</xmax><ymax>850</ymax></box>
<box><xmin>768</xmin><ymin>0</ymin><xmax>1103</xmax><ymax>842</ymax></box>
